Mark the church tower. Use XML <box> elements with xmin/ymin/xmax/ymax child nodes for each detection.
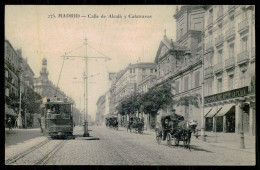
<box><xmin>40</xmin><ymin>57</ymin><xmax>49</xmax><ymax>85</ymax></box>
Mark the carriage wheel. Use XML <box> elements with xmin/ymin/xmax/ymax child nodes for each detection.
<box><xmin>156</xmin><ymin>130</ymin><xmax>161</xmax><ymax>145</ymax></box>
<box><xmin>166</xmin><ymin>133</ymin><xmax>172</xmax><ymax>147</ymax></box>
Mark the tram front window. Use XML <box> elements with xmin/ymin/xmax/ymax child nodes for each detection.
<box><xmin>60</xmin><ymin>104</ymin><xmax>71</xmax><ymax>119</ymax></box>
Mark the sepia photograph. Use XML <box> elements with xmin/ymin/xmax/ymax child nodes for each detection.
<box><xmin>4</xmin><ymin>5</ymin><xmax>255</xmax><ymax>165</ymax></box>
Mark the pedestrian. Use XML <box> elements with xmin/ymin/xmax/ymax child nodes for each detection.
<box><xmin>7</xmin><ymin>117</ymin><xmax>12</xmax><ymax>131</ymax></box>
<box><xmin>14</xmin><ymin>118</ymin><xmax>17</xmax><ymax>128</ymax></box>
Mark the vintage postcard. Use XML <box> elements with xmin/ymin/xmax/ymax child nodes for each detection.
<box><xmin>5</xmin><ymin>5</ymin><xmax>255</xmax><ymax>165</ymax></box>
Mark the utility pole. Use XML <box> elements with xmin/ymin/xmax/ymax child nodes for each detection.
<box><xmin>83</xmin><ymin>36</ymin><xmax>89</xmax><ymax>136</ymax></box>
<box><xmin>62</xmin><ymin>38</ymin><xmax>110</xmax><ymax>137</ymax></box>
<box><xmin>201</xmin><ymin>29</ymin><xmax>206</xmax><ymax>141</ymax></box>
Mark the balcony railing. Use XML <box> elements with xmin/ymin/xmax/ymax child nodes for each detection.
<box><xmin>215</xmin><ymin>34</ymin><xmax>224</xmax><ymax>46</ymax></box>
<box><xmin>225</xmin><ymin>57</ymin><xmax>235</xmax><ymax>69</ymax></box>
<box><xmin>251</xmin><ymin>47</ymin><xmax>255</xmax><ymax>59</ymax></box>
<box><xmin>237</xmin><ymin>51</ymin><xmax>249</xmax><ymax>65</ymax></box>
<box><xmin>213</xmin><ymin>62</ymin><xmax>223</xmax><ymax>74</ymax></box>
<box><xmin>225</xmin><ymin>26</ymin><xmax>235</xmax><ymax>40</ymax></box>
<box><xmin>238</xmin><ymin>18</ymin><xmax>249</xmax><ymax>33</ymax></box>
<box><xmin>204</xmin><ymin>66</ymin><xmax>213</xmax><ymax>77</ymax></box>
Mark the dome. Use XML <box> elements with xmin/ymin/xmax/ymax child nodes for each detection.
<box><xmin>42</xmin><ymin>57</ymin><xmax>47</xmax><ymax>65</ymax></box>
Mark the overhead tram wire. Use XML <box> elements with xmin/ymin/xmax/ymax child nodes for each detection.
<box><xmin>55</xmin><ymin>44</ymin><xmax>84</xmax><ymax>96</ymax></box>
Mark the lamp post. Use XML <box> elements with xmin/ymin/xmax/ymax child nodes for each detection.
<box><xmin>201</xmin><ymin>30</ymin><xmax>206</xmax><ymax>141</ymax></box>
<box><xmin>239</xmin><ymin>97</ymin><xmax>246</xmax><ymax>149</ymax></box>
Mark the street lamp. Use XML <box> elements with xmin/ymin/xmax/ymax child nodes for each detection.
<box><xmin>239</xmin><ymin>97</ymin><xmax>246</xmax><ymax>149</ymax></box>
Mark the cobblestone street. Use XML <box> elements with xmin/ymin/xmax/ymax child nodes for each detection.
<box><xmin>5</xmin><ymin>126</ymin><xmax>255</xmax><ymax>165</ymax></box>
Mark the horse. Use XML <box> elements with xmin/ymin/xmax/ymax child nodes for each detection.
<box><xmin>176</xmin><ymin>120</ymin><xmax>198</xmax><ymax>149</ymax></box>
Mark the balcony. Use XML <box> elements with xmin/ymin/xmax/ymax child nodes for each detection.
<box><xmin>237</xmin><ymin>51</ymin><xmax>249</xmax><ymax>65</ymax></box>
<box><xmin>225</xmin><ymin>57</ymin><xmax>235</xmax><ymax>70</ymax></box>
<box><xmin>238</xmin><ymin>18</ymin><xmax>249</xmax><ymax>33</ymax></box>
<box><xmin>204</xmin><ymin>66</ymin><xmax>213</xmax><ymax>77</ymax></box>
<box><xmin>213</xmin><ymin>62</ymin><xmax>223</xmax><ymax>74</ymax></box>
<box><xmin>225</xmin><ymin>26</ymin><xmax>235</xmax><ymax>41</ymax></box>
<box><xmin>215</xmin><ymin>34</ymin><xmax>224</xmax><ymax>46</ymax></box>
<box><xmin>227</xmin><ymin>5</ymin><xmax>235</xmax><ymax>18</ymax></box>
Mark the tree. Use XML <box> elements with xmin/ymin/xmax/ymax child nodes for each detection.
<box><xmin>175</xmin><ymin>93</ymin><xmax>201</xmax><ymax>119</ymax></box>
<box><xmin>139</xmin><ymin>82</ymin><xmax>175</xmax><ymax>129</ymax></box>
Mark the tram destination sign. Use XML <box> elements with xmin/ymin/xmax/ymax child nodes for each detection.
<box><xmin>204</xmin><ymin>86</ymin><xmax>249</xmax><ymax>104</ymax></box>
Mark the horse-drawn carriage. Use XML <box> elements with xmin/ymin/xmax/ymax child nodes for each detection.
<box><xmin>105</xmin><ymin>116</ymin><xmax>118</xmax><ymax>130</ymax></box>
<box><xmin>127</xmin><ymin>117</ymin><xmax>144</xmax><ymax>134</ymax></box>
<box><xmin>156</xmin><ymin>113</ymin><xmax>197</xmax><ymax>149</ymax></box>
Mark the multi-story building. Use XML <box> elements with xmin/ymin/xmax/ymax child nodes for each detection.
<box><xmin>202</xmin><ymin>5</ymin><xmax>255</xmax><ymax>135</ymax></box>
<box><xmin>112</xmin><ymin>62</ymin><xmax>157</xmax><ymax>111</ymax></box>
<box><xmin>5</xmin><ymin>40</ymin><xmax>20</xmax><ymax>121</ymax></box>
<box><xmin>34</xmin><ymin>58</ymin><xmax>67</xmax><ymax>99</ymax></box>
<box><xmin>96</xmin><ymin>94</ymin><xmax>106</xmax><ymax>126</ymax></box>
<box><xmin>109</xmin><ymin>62</ymin><xmax>157</xmax><ymax>125</ymax></box>
<box><xmin>154</xmin><ymin>6</ymin><xmax>205</xmax><ymax>129</ymax></box>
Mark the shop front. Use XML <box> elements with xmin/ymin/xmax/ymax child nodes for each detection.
<box><xmin>203</xmin><ymin>86</ymin><xmax>255</xmax><ymax>136</ymax></box>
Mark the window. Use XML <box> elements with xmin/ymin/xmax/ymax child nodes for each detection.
<box><xmin>133</xmin><ymin>68</ymin><xmax>135</xmax><ymax>73</ymax></box>
<box><xmin>180</xmin><ymin>28</ymin><xmax>183</xmax><ymax>37</ymax></box>
<box><xmin>150</xmin><ymin>69</ymin><xmax>153</xmax><ymax>73</ymax></box>
<box><xmin>155</xmin><ymin>69</ymin><xmax>157</xmax><ymax>72</ymax></box>
<box><xmin>130</xmin><ymin>68</ymin><xmax>132</xmax><ymax>74</ymax></box>
<box><xmin>206</xmin><ymin>78</ymin><xmax>213</xmax><ymax>96</ymax></box>
<box><xmin>175</xmin><ymin>81</ymin><xmax>179</xmax><ymax>94</ymax></box>
<box><xmin>142</xmin><ymin>68</ymin><xmax>146</xmax><ymax>73</ymax></box>
<box><xmin>240</xmin><ymin>71</ymin><xmax>246</xmax><ymax>87</ymax></box>
<box><xmin>229</xmin><ymin>44</ymin><xmax>234</xmax><ymax>58</ymax></box>
<box><xmin>194</xmin><ymin>71</ymin><xmax>200</xmax><ymax>87</ymax></box>
<box><xmin>218</xmin><ymin>50</ymin><xmax>223</xmax><ymax>63</ymax></box>
<box><xmin>184</xmin><ymin>76</ymin><xmax>189</xmax><ymax>91</ymax></box>
<box><xmin>228</xmin><ymin>75</ymin><xmax>234</xmax><ymax>90</ymax></box>
<box><xmin>241</xmin><ymin>37</ymin><xmax>248</xmax><ymax>52</ymax></box>
<box><xmin>217</xmin><ymin>78</ymin><xmax>222</xmax><ymax>93</ymax></box>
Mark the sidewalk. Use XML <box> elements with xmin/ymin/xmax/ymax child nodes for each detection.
<box><xmin>143</xmin><ymin>129</ymin><xmax>255</xmax><ymax>154</ymax></box>
<box><xmin>5</xmin><ymin>128</ymin><xmax>48</xmax><ymax>160</ymax></box>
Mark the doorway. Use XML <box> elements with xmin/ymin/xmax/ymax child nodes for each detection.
<box><xmin>226</xmin><ymin>106</ymin><xmax>235</xmax><ymax>133</ymax></box>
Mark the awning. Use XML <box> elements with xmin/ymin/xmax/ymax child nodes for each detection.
<box><xmin>205</xmin><ymin>107</ymin><xmax>222</xmax><ymax>117</ymax></box>
<box><xmin>215</xmin><ymin>104</ymin><xmax>235</xmax><ymax>117</ymax></box>
<box><xmin>203</xmin><ymin>107</ymin><xmax>212</xmax><ymax>117</ymax></box>
<box><xmin>5</xmin><ymin>104</ymin><xmax>17</xmax><ymax>117</ymax></box>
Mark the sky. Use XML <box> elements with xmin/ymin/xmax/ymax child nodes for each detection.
<box><xmin>5</xmin><ymin>5</ymin><xmax>179</xmax><ymax>121</ymax></box>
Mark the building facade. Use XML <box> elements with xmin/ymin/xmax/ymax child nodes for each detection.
<box><xmin>96</xmin><ymin>94</ymin><xmax>106</xmax><ymax>126</ymax></box>
<box><xmin>5</xmin><ymin>40</ymin><xmax>20</xmax><ymax>121</ymax></box>
<box><xmin>202</xmin><ymin>5</ymin><xmax>255</xmax><ymax>135</ymax></box>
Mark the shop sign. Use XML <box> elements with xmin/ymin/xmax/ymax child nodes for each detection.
<box><xmin>204</xmin><ymin>86</ymin><xmax>249</xmax><ymax>104</ymax></box>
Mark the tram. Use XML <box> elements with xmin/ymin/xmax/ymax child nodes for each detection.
<box><xmin>40</xmin><ymin>97</ymin><xmax>74</xmax><ymax>139</ymax></box>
